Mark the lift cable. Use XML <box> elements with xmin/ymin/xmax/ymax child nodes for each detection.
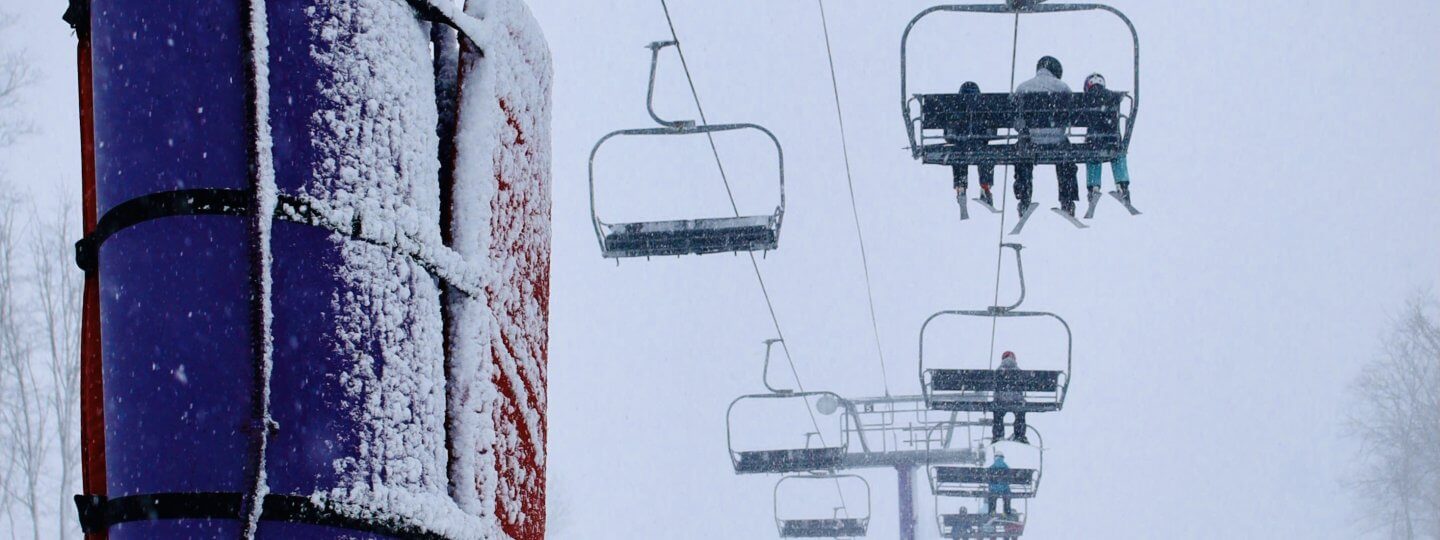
<box><xmin>986</xmin><ymin>12</ymin><xmax>1023</xmax><ymax>370</ymax></box>
<box><xmin>814</xmin><ymin>0</ymin><xmax>893</xmax><ymax>398</ymax></box>
<box><xmin>657</xmin><ymin>0</ymin><xmax>851</xmax><ymax>515</ymax></box>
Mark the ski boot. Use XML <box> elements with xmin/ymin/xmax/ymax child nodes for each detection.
<box><xmin>979</xmin><ymin>185</ymin><xmax>994</xmax><ymax>208</ymax></box>
<box><xmin>1060</xmin><ymin>200</ymin><xmax>1077</xmax><ymax>217</ymax></box>
<box><xmin>1115</xmin><ymin>182</ymin><xmax>1131</xmax><ymax>204</ymax></box>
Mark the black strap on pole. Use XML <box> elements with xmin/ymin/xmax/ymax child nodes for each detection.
<box><xmin>72</xmin><ymin>188</ymin><xmax>480</xmax><ymax>297</ymax></box>
<box><xmin>74</xmin><ymin>492</ymin><xmax>453</xmax><ymax>539</ymax></box>
<box><xmin>74</xmin><ymin>189</ymin><xmax>253</xmax><ymax>272</ymax></box>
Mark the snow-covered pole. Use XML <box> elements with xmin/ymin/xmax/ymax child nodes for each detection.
<box><xmin>76</xmin><ymin>0</ymin><xmax>549</xmax><ymax>537</ymax></box>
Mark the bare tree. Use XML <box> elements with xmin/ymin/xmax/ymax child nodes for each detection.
<box><xmin>0</xmin><ymin>11</ymin><xmax>36</xmax><ymax>151</ymax></box>
<box><xmin>29</xmin><ymin>198</ymin><xmax>81</xmax><ymax>540</ymax></box>
<box><xmin>1348</xmin><ymin>294</ymin><xmax>1440</xmax><ymax>539</ymax></box>
<box><xmin>0</xmin><ymin>186</ymin><xmax>51</xmax><ymax>540</ymax></box>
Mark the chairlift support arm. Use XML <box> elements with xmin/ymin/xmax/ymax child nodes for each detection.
<box><xmin>644</xmin><ymin>40</ymin><xmax>697</xmax><ymax>129</ymax></box>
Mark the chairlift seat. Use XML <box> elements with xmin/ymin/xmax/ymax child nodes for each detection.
<box><xmin>932</xmin><ymin>466</ymin><xmax>1037</xmax><ymax>498</ymax></box>
<box><xmin>941</xmin><ymin>513</ymin><xmax>1024</xmax><ymax>538</ymax></box>
<box><xmin>925</xmin><ymin>369</ymin><xmax>1062</xmax><ymax>413</ymax></box>
<box><xmin>779</xmin><ymin>518</ymin><xmax>868</xmax><ymax>538</ymax></box>
<box><xmin>599</xmin><ymin>212</ymin><xmax>780</xmax><ymax>259</ymax></box>
<box><xmin>915</xmin><ymin>92</ymin><xmax>1126</xmax><ymax>166</ymax></box>
<box><xmin>733</xmin><ymin>447</ymin><xmax>845</xmax><ymax>474</ymax></box>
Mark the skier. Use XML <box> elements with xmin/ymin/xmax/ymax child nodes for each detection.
<box><xmin>1013</xmin><ymin>56</ymin><xmax>1080</xmax><ymax>218</ymax></box>
<box><xmin>951</xmin><ymin>506</ymin><xmax>972</xmax><ymax>540</ymax></box>
<box><xmin>985</xmin><ymin>452</ymin><xmax>1014</xmax><ymax>515</ymax></box>
<box><xmin>947</xmin><ymin>81</ymin><xmax>996</xmax><ymax>209</ymax></box>
<box><xmin>1082</xmin><ymin>72</ymin><xmax>1132</xmax><ymax>205</ymax></box>
<box><xmin>990</xmin><ymin>351</ymin><xmax>1028</xmax><ymax>444</ymax></box>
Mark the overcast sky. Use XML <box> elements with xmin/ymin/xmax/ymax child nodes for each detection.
<box><xmin>6</xmin><ymin>1</ymin><xmax>1440</xmax><ymax>539</ymax></box>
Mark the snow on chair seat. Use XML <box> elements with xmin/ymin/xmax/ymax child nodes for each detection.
<box><xmin>733</xmin><ymin>447</ymin><xmax>846</xmax><ymax>475</ymax></box>
<box><xmin>599</xmin><ymin>213</ymin><xmax>779</xmax><ymax>259</ymax></box>
<box><xmin>931</xmin><ymin>466</ymin><xmax>1037</xmax><ymax>498</ymax></box>
<box><xmin>924</xmin><ymin>368</ymin><xmax>1063</xmax><ymax>413</ymax></box>
<box><xmin>913</xmin><ymin>91</ymin><xmax>1126</xmax><ymax>166</ymax></box>
<box><xmin>779</xmin><ymin>518</ymin><xmax>868</xmax><ymax>538</ymax></box>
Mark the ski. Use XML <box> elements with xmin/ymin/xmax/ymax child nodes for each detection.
<box><xmin>1083</xmin><ymin>190</ymin><xmax>1102</xmax><ymax>219</ymax></box>
<box><xmin>1008</xmin><ymin>202</ymin><xmax>1040</xmax><ymax>235</ymax></box>
<box><xmin>1050</xmin><ymin>206</ymin><xmax>1089</xmax><ymax>229</ymax></box>
<box><xmin>973</xmin><ymin>195</ymin><xmax>1002</xmax><ymax>214</ymax></box>
<box><xmin>957</xmin><ymin>193</ymin><xmax>970</xmax><ymax>221</ymax></box>
<box><xmin>1109</xmin><ymin>190</ymin><xmax>1142</xmax><ymax>215</ymax></box>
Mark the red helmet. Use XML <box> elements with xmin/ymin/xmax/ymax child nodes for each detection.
<box><xmin>1001</xmin><ymin>351</ymin><xmax>1016</xmax><ymax>360</ymax></box>
<box><xmin>1084</xmin><ymin>73</ymin><xmax>1107</xmax><ymax>92</ymax></box>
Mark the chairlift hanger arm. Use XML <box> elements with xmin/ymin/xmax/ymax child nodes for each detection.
<box><xmin>899</xmin><ymin>2</ymin><xmax>1140</xmax><ymax>155</ymax></box>
<box><xmin>644</xmin><ymin>40</ymin><xmax>697</xmax><ymax>129</ymax></box>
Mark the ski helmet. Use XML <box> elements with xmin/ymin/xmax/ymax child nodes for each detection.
<box><xmin>1037</xmin><ymin>56</ymin><xmax>1063</xmax><ymax>78</ymax></box>
<box><xmin>1001</xmin><ymin>350</ymin><xmax>1016</xmax><ymax>361</ymax></box>
<box><xmin>1084</xmin><ymin>73</ymin><xmax>1107</xmax><ymax>92</ymax></box>
<box><xmin>960</xmin><ymin>81</ymin><xmax>981</xmax><ymax>94</ymax></box>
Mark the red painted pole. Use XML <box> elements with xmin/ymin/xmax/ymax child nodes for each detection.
<box><xmin>69</xmin><ymin>1</ymin><xmax>108</xmax><ymax>538</ymax></box>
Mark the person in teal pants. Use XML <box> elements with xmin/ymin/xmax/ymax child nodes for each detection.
<box><xmin>1082</xmin><ymin>73</ymin><xmax>1132</xmax><ymax>205</ymax></box>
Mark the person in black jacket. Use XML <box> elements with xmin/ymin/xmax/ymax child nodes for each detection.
<box><xmin>947</xmin><ymin>81</ymin><xmax>996</xmax><ymax>209</ymax></box>
<box><xmin>990</xmin><ymin>350</ymin><xmax>1028</xmax><ymax>444</ymax></box>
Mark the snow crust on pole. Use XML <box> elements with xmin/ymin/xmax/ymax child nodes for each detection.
<box><xmin>240</xmin><ymin>0</ymin><xmax>277</xmax><ymax>535</ymax></box>
<box><xmin>293</xmin><ymin>1</ymin><xmax>480</xmax><ymax>535</ymax></box>
<box><xmin>446</xmin><ymin>0</ymin><xmax>553</xmax><ymax>538</ymax></box>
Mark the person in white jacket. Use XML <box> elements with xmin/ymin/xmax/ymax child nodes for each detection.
<box><xmin>1013</xmin><ymin>56</ymin><xmax>1080</xmax><ymax>217</ymax></box>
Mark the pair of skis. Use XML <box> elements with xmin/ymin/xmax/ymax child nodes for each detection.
<box><xmin>958</xmin><ymin>189</ymin><xmax>1141</xmax><ymax>235</ymax></box>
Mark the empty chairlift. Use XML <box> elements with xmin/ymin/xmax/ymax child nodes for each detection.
<box><xmin>900</xmin><ymin>2</ymin><xmax>1139</xmax><ymax>167</ymax></box>
<box><xmin>727</xmin><ymin>340</ymin><xmax>855</xmax><ymax>474</ymax></box>
<box><xmin>589</xmin><ymin>40</ymin><xmax>785</xmax><ymax>259</ymax></box>
<box><xmin>918</xmin><ymin>245</ymin><xmax>1072</xmax><ymax>413</ymax></box>
<box><xmin>774</xmin><ymin>473</ymin><xmax>871</xmax><ymax>538</ymax></box>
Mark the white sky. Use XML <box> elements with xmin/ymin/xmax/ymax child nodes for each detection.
<box><xmin>5</xmin><ymin>1</ymin><xmax>1440</xmax><ymax>539</ymax></box>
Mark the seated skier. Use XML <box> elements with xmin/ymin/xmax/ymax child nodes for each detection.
<box><xmin>1081</xmin><ymin>72</ymin><xmax>1133</xmax><ymax>207</ymax></box>
<box><xmin>990</xmin><ymin>351</ymin><xmax>1028</xmax><ymax>444</ymax></box>
<box><xmin>985</xmin><ymin>452</ymin><xmax>1015</xmax><ymax>515</ymax></box>
<box><xmin>1013</xmin><ymin>56</ymin><xmax>1080</xmax><ymax>218</ymax></box>
<box><xmin>946</xmin><ymin>81</ymin><xmax>996</xmax><ymax>209</ymax></box>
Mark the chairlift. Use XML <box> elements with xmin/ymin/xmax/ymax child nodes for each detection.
<box><xmin>918</xmin><ymin>245</ymin><xmax>1072</xmax><ymax>412</ymax></box>
<box><xmin>900</xmin><ymin>2</ymin><xmax>1139</xmax><ymax>168</ymax></box>
<box><xmin>727</xmin><ymin>340</ymin><xmax>856</xmax><ymax>475</ymax></box>
<box><xmin>589</xmin><ymin>40</ymin><xmax>785</xmax><ymax>259</ymax></box>
<box><xmin>940</xmin><ymin>510</ymin><xmax>1026</xmax><ymax>540</ymax></box>
<box><xmin>927</xmin><ymin>434</ymin><xmax>1044</xmax><ymax>500</ymax></box>
<box><xmin>774</xmin><ymin>473</ymin><xmax>871</xmax><ymax>538</ymax></box>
